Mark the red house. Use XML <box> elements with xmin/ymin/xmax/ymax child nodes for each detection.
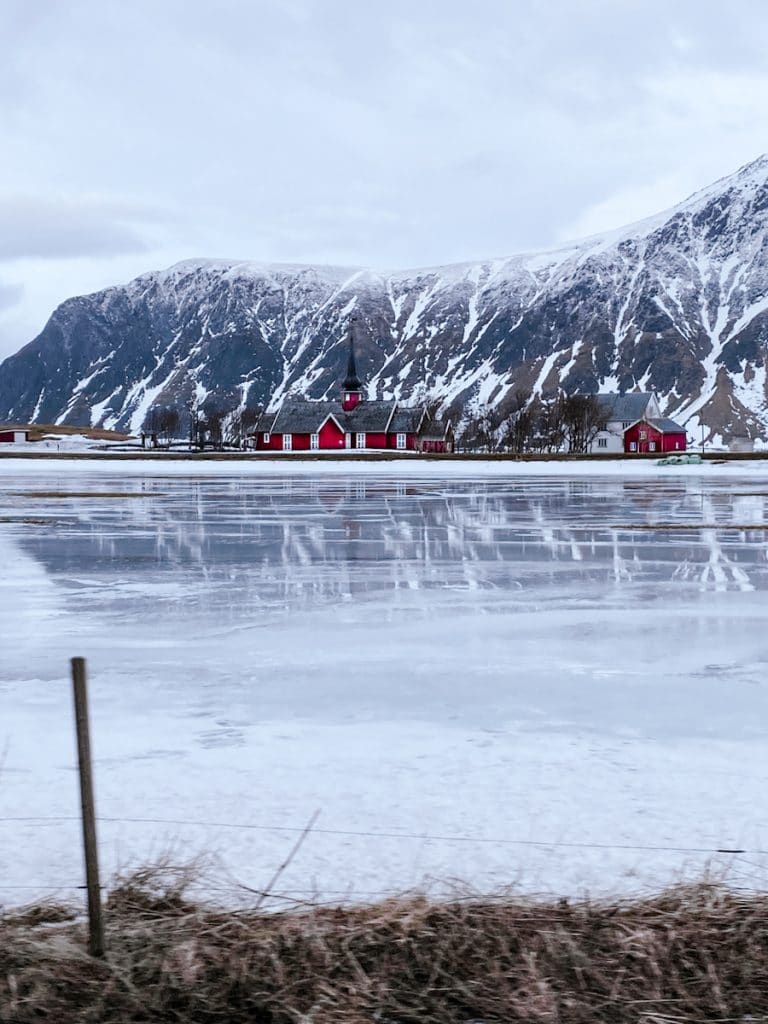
<box><xmin>624</xmin><ymin>417</ymin><xmax>687</xmax><ymax>454</ymax></box>
<box><xmin>0</xmin><ymin>427</ymin><xmax>30</xmax><ymax>443</ymax></box>
<box><xmin>252</xmin><ymin>333</ymin><xmax>454</xmax><ymax>453</ymax></box>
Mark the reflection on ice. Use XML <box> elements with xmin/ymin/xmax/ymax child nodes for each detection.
<box><xmin>4</xmin><ymin>476</ymin><xmax>768</xmax><ymax>618</ymax></box>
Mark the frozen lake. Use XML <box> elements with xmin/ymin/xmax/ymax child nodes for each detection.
<box><xmin>2</xmin><ymin>460</ymin><xmax>768</xmax><ymax>905</ymax></box>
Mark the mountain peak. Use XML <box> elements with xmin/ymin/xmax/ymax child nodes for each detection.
<box><xmin>734</xmin><ymin>153</ymin><xmax>768</xmax><ymax>177</ymax></box>
<box><xmin>677</xmin><ymin>153</ymin><xmax>768</xmax><ymax>212</ymax></box>
<box><xmin>2</xmin><ymin>157</ymin><xmax>768</xmax><ymax>444</ymax></box>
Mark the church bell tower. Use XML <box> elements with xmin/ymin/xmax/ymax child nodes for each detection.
<box><xmin>341</xmin><ymin>326</ymin><xmax>364</xmax><ymax>411</ymax></box>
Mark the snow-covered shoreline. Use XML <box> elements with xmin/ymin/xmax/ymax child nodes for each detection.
<box><xmin>2</xmin><ymin>453</ymin><xmax>768</xmax><ymax>478</ymax></box>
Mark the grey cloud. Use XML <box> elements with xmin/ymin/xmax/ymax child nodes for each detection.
<box><xmin>1</xmin><ymin>0</ymin><xmax>768</xmax><ymax>340</ymax></box>
<box><xmin>0</xmin><ymin>282</ymin><xmax>23</xmax><ymax>311</ymax></box>
<box><xmin>0</xmin><ymin>197</ymin><xmax>158</xmax><ymax>261</ymax></box>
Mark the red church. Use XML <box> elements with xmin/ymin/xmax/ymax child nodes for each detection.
<box><xmin>252</xmin><ymin>333</ymin><xmax>454</xmax><ymax>453</ymax></box>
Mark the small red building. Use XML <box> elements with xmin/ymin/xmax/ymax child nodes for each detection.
<box><xmin>624</xmin><ymin>417</ymin><xmax>687</xmax><ymax>454</ymax></box>
<box><xmin>0</xmin><ymin>427</ymin><xmax>30</xmax><ymax>443</ymax></box>
<box><xmin>252</xmin><ymin>331</ymin><xmax>453</xmax><ymax>453</ymax></box>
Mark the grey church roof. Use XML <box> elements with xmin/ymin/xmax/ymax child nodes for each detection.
<box><xmin>254</xmin><ymin>410</ymin><xmax>278</xmax><ymax>433</ymax></box>
<box><xmin>342</xmin><ymin>400</ymin><xmax>398</xmax><ymax>432</ymax></box>
<box><xmin>418</xmin><ymin>417</ymin><xmax>452</xmax><ymax>440</ymax></box>
<box><xmin>271</xmin><ymin>400</ymin><xmax>341</xmax><ymax>434</ymax></box>
<box><xmin>265</xmin><ymin>398</ymin><xmax>399</xmax><ymax>434</ymax></box>
<box><xmin>597</xmin><ymin>393</ymin><xmax>654</xmax><ymax>422</ymax></box>
<box><xmin>389</xmin><ymin>407</ymin><xmax>424</xmax><ymax>433</ymax></box>
<box><xmin>647</xmin><ymin>417</ymin><xmax>686</xmax><ymax>433</ymax></box>
<box><xmin>421</xmin><ymin>425</ymin><xmax>452</xmax><ymax>440</ymax></box>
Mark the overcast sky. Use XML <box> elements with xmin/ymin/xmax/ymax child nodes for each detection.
<box><xmin>1</xmin><ymin>0</ymin><xmax>768</xmax><ymax>359</ymax></box>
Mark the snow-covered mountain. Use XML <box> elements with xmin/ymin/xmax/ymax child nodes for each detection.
<box><xmin>2</xmin><ymin>156</ymin><xmax>768</xmax><ymax>441</ymax></box>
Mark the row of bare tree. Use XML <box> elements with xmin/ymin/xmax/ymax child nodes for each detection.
<box><xmin>455</xmin><ymin>391</ymin><xmax>609</xmax><ymax>454</ymax></box>
<box><xmin>143</xmin><ymin>405</ymin><xmax>263</xmax><ymax>450</ymax></box>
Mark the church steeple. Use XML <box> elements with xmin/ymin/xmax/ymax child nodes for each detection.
<box><xmin>341</xmin><ymin>321</ymin><xmax>364</xmax><ymax>411</ymax></box>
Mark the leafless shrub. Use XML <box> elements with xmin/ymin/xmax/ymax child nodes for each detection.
<box><xmin>107</xmin><ymin>859</ymin><xmax>203</xmax><ymax>919</ymax></box>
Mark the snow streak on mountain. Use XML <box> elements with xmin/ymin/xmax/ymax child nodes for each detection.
<box><xmin>2</xmin><ymin>157</ymin><xmax>768</xmax><ymax>441</ymax></box>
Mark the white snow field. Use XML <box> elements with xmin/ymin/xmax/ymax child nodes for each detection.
<box><xmin>2</xmin><ymin>457</ymin><xmax>768</xmax><ymax>907</ymax></box>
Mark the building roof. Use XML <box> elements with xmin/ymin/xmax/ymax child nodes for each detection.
<box><xmin>254</xmin><ymin>411</ymin><xmax>278</xmax><ymax>433</ymax></box>
<box><xmin>343</xmin><ymin>400</ymin><xmax>398</xmax><ymax>432</ymax></box>
<box><xmin>597</xmin><ymin>392</ymin><xmax>654</xmax><ymax>422</ymax></box>
<box><xmin>389</xmin><ymin>407</ymin><xmax>424</xmax><ymax>433</ymax></box>
<box><xmin>266</xmin><ymin>398</ymin><xmax>399</xmax><ymax>434</ymax></box>
<box><xmin>419</xmin><ymin>417</ymin><xmax>452</xmax><ymax>440</ymax></box>
<box><xmin>647</xmin><ymin>417</ymin><xmax>686</xmax><ymax>434</ymax></box>
<box><xmin>271</xmin><ymin>400</ymin><xmax>341</xmax><ymax>434</ymax></box>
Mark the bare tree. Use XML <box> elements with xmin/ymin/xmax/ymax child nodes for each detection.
<box><xmin>143</xmin><ymin>408</ymin><xmax>159</xmax><ymax>445</ymax></box>
<box><xmin>203</xmin><ymin>407</ymin><xmax>225</xmax><ymax>450</ymax></box>
<box><xmin>227</xmin><ymin>406</ymin><xmax>262</xmax><ymax>448</ymax></box>
<box><xmin>460</xmin><ymin>410</ymin><xmax>497</xmax><ymax>452</ymax></box>
<box><xmin>143</xmin><ymin>406</ymin><xmax>179</xmax><ymax>448</ymax></box>
<box><xmin>187</xmin><ymin>404</ymin><xmax>202</xmax><ymax>450</ymax></box>
<box><xmin>531</xmin><ymin>395</ymin><xmax>567</xmax><ymax>453</ymax></box>
<box><xmin>498</xmin><ymin>389</ymin><xmax>534</xmax><ymax>453</ymax></box>
<box><xmin>561</xmin><ymin>394</ymin><xmax>609</xmax><ymax>454</ymax></box>
<box><xmin>158</xmin><ymin>408</ymin><xmax>180</xmax><ymax>446</ymax></box>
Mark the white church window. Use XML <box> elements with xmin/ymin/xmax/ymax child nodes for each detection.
<box><xmin>396</xmin><ymin>433</ymin><xmax>406</xmax><ymax>449</ymax></box>
<box><xmin>356</xmin><ymin>433</ymin><xmax>366</xmax><ymax>448</ymax></box>
<box><xmin>311</xmin><ymin>434</ymin><xmax>319</xmax><ymax>449</ymax></box>
<box><xmin>263</xmin><ymin>432</ymin><xmax>270</xmax><ymax>443</ymax></box>
<box><xmin>283</xmin><ymin>434</ymin><xmax>292</xmax><ymax>451</ymax></box>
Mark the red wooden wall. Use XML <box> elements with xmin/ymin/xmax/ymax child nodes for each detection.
<box><xmin>624</xmin><ymin>423</ymin><xmax>686</xmax><ymax>454</ymax></box>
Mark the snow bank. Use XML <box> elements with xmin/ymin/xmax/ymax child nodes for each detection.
<box><xmin>1</xmin><ymin>455</ymin><xmax>767</xmax><ymax>479</ymax></box>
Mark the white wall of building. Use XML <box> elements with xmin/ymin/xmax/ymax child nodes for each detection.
<box><xmin>588</xmin><ymin>425</ymin><xmax>625</xmax><ymax>453</ymax></box>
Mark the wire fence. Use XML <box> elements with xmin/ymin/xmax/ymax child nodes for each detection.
<box><xmin>2</xmin><ymin>810</ymin><xmax>764</xmax><ymax>898</ymax></box>
<box><xmin>3</xmin><ymin>656</ymin><xmax>766</xmax><ymax>907</ymax></box>
<box><xmin>0</xmin><ymin>812</ymin><xmax>757</xmax><ymax>855</ymax></box>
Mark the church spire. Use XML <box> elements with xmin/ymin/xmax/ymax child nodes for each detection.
<box><xmin>342</xmin><ymin>324</ymin><xmax>362</xmax><ymax>391</ymax></box>
<box><xmin>341</xmin><ymin>318</ymin><xmax>364</xmax><ymax>410</ymax></box>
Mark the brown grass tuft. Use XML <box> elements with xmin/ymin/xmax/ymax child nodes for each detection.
<box><xmin>2</xmin><ymin>868</ymin><xmax>768</xmax><ymax>1022</ymax></box>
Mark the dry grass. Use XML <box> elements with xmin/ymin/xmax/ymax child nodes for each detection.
<box><xmin>2</xmin><ymin>868</ymin><xmax>768</xmax><ymax>1022</ymax></box>
<box><xmin>25</xmin><ymin>424</ymin><xmax>132</xmax><ymax>441</ymax></box>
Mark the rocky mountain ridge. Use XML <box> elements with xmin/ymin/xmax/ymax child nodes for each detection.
<box><xmin>2</xmin><ymin>156</ymin><xmax>768</xmax><ymax>441</ymax></box>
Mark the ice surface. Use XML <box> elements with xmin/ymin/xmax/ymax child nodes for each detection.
<box><xmin>2</xmin><ymin>461</ymin><xmax>768</xmax><ymax>906</ymax></box>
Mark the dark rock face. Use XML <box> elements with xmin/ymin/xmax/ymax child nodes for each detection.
<box><xmin>2</xmin><ymin>157</ymin><xmax>768</xmax><ymax>440</ymax></box>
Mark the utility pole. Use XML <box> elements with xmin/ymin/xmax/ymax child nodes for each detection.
<box><xmin>70</xmin><ymin>657</ymin><xmax>105</xmax><ymax>957</ymax></box>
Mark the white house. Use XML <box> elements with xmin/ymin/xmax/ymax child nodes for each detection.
<box><xmin>589</xmin><ymin>393</ymin><xmax>662</xmax><ymax>453</ymax></box>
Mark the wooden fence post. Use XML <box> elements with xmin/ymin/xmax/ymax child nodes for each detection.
<box><xmin>70</xmin><ymin>656</ymin><xmax>105</xmax><ymax>957</ymax></box>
